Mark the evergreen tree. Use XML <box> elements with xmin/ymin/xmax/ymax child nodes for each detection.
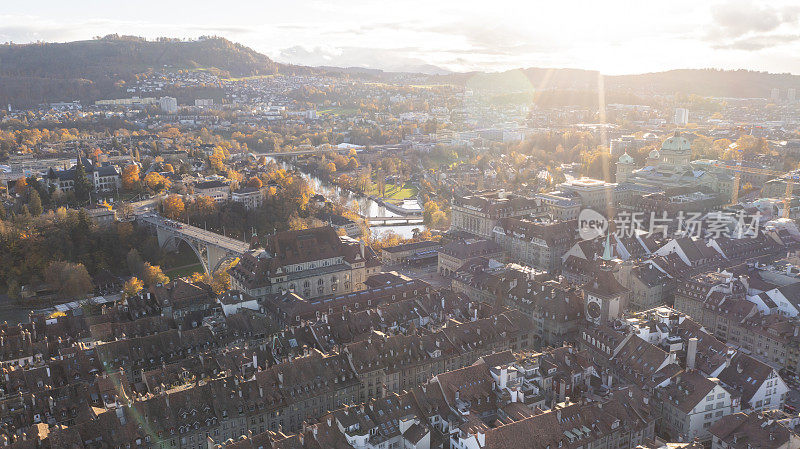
<box><xmin>28</xmin><ymin>189</ymin><xmax>43</xmax><ymax>216</ymax></box>
<box><xmin>73</xmin><ymin>157</ymin><xmax>93</xmax><ymax>205</ymax></box>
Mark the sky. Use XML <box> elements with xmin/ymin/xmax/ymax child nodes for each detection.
<box><xmin>2</xmin><ymin>0</ymin><xmax>800</xmax><ymax>75</ymax></box>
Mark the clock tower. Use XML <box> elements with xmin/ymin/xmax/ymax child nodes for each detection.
<box><xmin>583</xmin><ymin>233</ymin><xmax>629</xmax><ymax>325</ymax></box>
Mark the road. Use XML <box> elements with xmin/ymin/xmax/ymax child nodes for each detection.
<box><xmin>137</xmin><ymin>214</ymin><xmax>251</xmax><ymax>254</ymax></box>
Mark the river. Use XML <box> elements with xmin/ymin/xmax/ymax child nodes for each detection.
<box><xmin>264</xmin><ymin>157</ymin><xmax>426</xmax><ymax>239</ymax></box>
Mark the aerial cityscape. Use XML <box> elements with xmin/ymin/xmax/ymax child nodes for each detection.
<box><xmin>5</xmin><ymin>2</ymin><xmax>800</xmax><ymax>449</ymax></box>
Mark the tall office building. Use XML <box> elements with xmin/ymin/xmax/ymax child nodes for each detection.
<box><xmin>159</xmin><ymin>96</ymin><xmax>178</xmax><ymax>114</ymax></box>
<box><xmin>673</xmin><ymin>108</ymin><xmax>689</xmax><ymax>126</ymax></box>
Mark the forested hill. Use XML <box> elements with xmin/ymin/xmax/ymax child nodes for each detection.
<box><xmin>436</xmin><ymin>67</ymin><xmax>800</xmax><ymax>99</ymax></box>
<box><xmin>0</xmin><ymin>36</ymin><xmax>280</xmax><ymax>107</ymax></box>
<box><xmin>608</xmin><ymin>69</ymin><xmax>800</xmax><ymax>98</ymax></box>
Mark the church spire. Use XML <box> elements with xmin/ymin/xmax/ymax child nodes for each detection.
<box><xmin>601</xmin><ymin>231</ymin><xmax>613</xmax><ymax>263</ymax></box>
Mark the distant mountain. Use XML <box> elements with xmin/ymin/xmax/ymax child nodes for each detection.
<box><xmin>0</xmin><ymin>36</ymin><xmax>280</xmax><ymax>107</ymax></box>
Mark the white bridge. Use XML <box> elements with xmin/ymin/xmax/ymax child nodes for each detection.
<box><xmin>137</xmin><ymin>214</ymin><xmax>250</xmax><ymax>273</ymax></box>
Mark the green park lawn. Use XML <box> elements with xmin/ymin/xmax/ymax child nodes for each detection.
<box><xmin>366</xmin><ymin>182</ymin><xmax>419</xmax><ymax>204</ymax></box>
<box><xmin>165</xmin><ymin>263</ymin><xmax>204</xmax><ymax>280</ymax></box>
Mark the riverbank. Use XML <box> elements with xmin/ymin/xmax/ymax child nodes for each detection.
<box><xmin>265</xmin><ymin>156</ymin><xmax>427</xmax><ymax>238</ymax></box>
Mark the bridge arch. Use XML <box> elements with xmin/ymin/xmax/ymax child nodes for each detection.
<box><xmin>212</xmin><ymin>255</ymin><xmax>239</xmax><ymax>273</ymax></box>
<box><xmin>160</xmin><ymin>234</ymin><xmax>210</xmax><ymax>274</ymax></box>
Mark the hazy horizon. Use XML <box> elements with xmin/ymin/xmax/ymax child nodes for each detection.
<box><xmin>3</xmin><ymin>0</ymin><xmax>800</xmax><ymax>76</ymax></box>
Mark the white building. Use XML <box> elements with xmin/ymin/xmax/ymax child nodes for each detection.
<box><xmin>716</xmin><ymin>354</ymin><xmax>788</xmax><ymax>412</ymax></box>
<box><xmin>217</xmin><ymin>291</ymin><xmax>260</xmax><ymax>316</ymax></box>
<box><xmin>159</xmin><ymin>96</ymin><xmax>178</xmax><ymax>114</ymax></box>
<box><xmin>231</xmin><ymin>187</ymin><xmax>264</xmax><ymax>210</ymax></box>
<box><xmin>674</xmin><ymin>108</ymin><xmax>689</xmax><ymax>126</ymax></box>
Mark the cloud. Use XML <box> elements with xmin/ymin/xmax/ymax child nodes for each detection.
<box><xmin>710</xmin><ymin>1</ymin><xmax>800</xmax><ymax>38</ymax></box>
<box><xmin>705</xmin><ymin>0</ymin><xmax>800</xmax><ymax>52</ymax></box>
<box><xmin>713</xmin><ymin>33</ymin><xmax>800</xmax><ymax>50</ymax></box>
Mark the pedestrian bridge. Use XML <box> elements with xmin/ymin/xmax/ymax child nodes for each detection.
<box><xmin>367</xmin><ymin>216</ymin><xmax>424</xmax><ymax>225</ymax></box>
<box><xmin>137</xmin><ymin>214</ymin><xmax>251</xmax><ymax>273</ymax></box>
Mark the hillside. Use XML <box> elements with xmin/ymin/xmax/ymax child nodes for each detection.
<box><xmin>437</xmin><ymin>66</ymin><xmax>800</xmax><ymax>99</ymax></box>
<box><xmin>3</xmin><ymin>35</ymin><xmax>800</xmax><ymax>106</ymax></box>
<box><xmin>0</xmin><ymin>36</ymin><xmax>280</xmax><ymax>106</ymax></box>
<box><xmin>608</xmin><ymin>69</ymin><xmax>800</xmax><ymax>98</ymax></box>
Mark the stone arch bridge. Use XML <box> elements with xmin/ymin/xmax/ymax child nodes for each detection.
<box><xmin>137</xmin><ymin>214</ymin><xmax>250</xmax><ymax>273</ymax></box>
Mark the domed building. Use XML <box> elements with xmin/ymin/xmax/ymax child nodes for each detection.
<box><xmin>658</xmin><ymin>131</ymin><xmax>692</xmax><ymax>168</ymax></box>
<box><xmin>646</xmin><ymin>148</ymin><xmax>661</xmax><ymax>167</ymax></box>
<box><xmin>613</xmin><ymin>131</ymin><xmax>734</xmax><ymax>200</ymax></box>
<box><xmin>615</xmin><ymin>152</ymin><xmax>636</xmax><ymax>183</ymax></box>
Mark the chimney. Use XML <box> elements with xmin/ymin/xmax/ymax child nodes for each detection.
<box><xmin>359</xmin><ymin>240</ymin><xmax>365</xmax><ymax>259</ymax></box>
<box><xmin>686</xmin><ymin>337</ymin><xmax>698</xmax><ymax>371</ymax></box>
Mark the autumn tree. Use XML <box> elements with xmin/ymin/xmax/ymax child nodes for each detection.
<box><xmin>163</xmin><ymin>195</ymin><xmax>185</xmax><ymax>220</ymax></box>
<box><xmin>247</xmin><ymin>177</ymin><xmax>263</xmax><ymax>189</ymax></box>
<box><xmin>144</xmin><ymin>172</ymin><xmax>171</xmax><ymax>192</ymax></box>
<box><xmin>121</xmin><ymin>164</ymin><xmax>141</xmax><ymax>191</ymax></box>
<box><xmin>209</xmin><ymin>148</ymin><xmax>228</xmax><ymax>173</ymax></box>
<box><xmin>122</xmin><ymin>277</ymin><xmax>144</xmax><ymax>299</ymax></box>
<box><xmin>423</xmin><ymin>201</ymin><xmax>448</xmax><ymax>229</ymax></box>
<box><xmin>191</xmin><ymin>195</ymin><xmax>217</xmax><ymax>216</ymax></box>
<box><xmin>141</xmin><ymin>262</ymin><xmax>169</xmax><ymax>286</ymax></box>
<box><xmin>14</xmin><ymin>178</ymin><xmax>27</xmax><ymax>196</ymax></box>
